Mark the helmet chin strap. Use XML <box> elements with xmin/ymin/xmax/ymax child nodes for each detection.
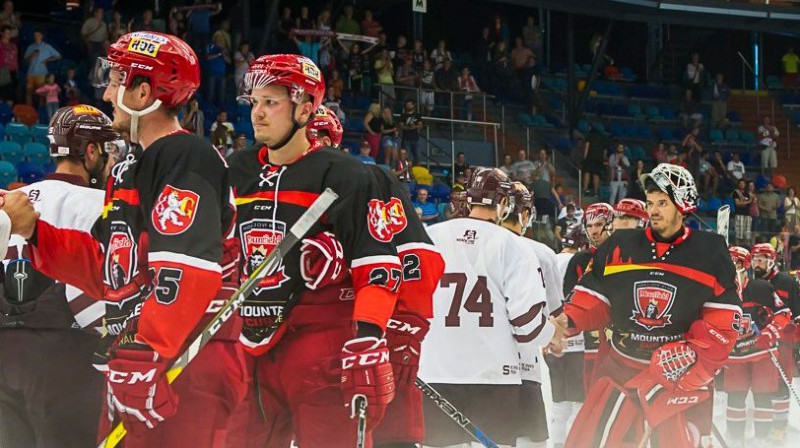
<box><xmin>268</xmin><ymin>103</ymin><xmax>311</xmax><ymax>151</ymax></box>
<box><xmin>116</xmin><ymin>86</ymin><xmax>162</xmax><ymax>144</ymax></box>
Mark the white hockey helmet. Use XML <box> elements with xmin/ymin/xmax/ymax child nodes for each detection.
<box><xmin>639</xmin><ymin>163</ymin><xmax>698</xmax><ymax>214</ymax></box>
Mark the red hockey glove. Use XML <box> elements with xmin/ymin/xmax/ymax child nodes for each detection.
<box><xmin>340</xmin><ymin>337</ymin><xmax>395</xmax><ymax>429</ymax></box>
<box><xmin>756</xmin><ymin>322</ymin><xmax>781</xmax><ymax>350</ymax></box>
<box><xmin>385</xmin><ymin>312</ymin><xmax>430</xmax><ymax>385</ymax></box>
<box><xmin>650</xmin><ymin>341</ymin><xmax>714</xmax><ymax>391</ymax></box>
<box><xmin>300</xmin><ymin>231</ymin><xmax>348</xmax><ymax>290</ymax></box>
<box><xmin>106</xmin><ymin>346</ymin><xmax>178</xmax><ymax>432</ymax></box>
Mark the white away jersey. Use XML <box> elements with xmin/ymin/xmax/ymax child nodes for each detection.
<box><xmin>555</xmin><ymin>251</ymin><xmax>584</xmax><ymax>352</ymax></box>
<box><xmin>7</xmin><ymin>179</ymin><xmax>105</xmax><ymax>332</ymax></box>
<box><xmin>420</xmin><ymin>218</ymin><xmax>553</xmax><ymax>385</ymax></box>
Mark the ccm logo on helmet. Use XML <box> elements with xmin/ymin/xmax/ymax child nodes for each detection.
<box><xmin>108</xmin><ymin>368</ymin><xmax>157</xmax><ymax>385</ymax></box>
<box><xmin>131</xmin><ymin>63</ymin><xmax>154</xmax><ymax>71</ymax></box>
<box><xmin>386</xmin><ymin>318</ymin><xmax>422</xmax><ymax>335</ymax></box>
<box><xmin>341</xmin><ymin>351</ymin><xmax>389</xmax><ymax>369</ymax></box>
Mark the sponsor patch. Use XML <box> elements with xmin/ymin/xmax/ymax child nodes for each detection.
<box><xmin>106</xmin><ymin>222</ymin><xmax>137</xmax><ymax>291</ymax></box>
<box><xmin>301</xmin><ymin>61</ymin><xmax>321</xmax><ymax>82</ymax></box>
<box><xmin>239</xmin><ymin>219</ymin><xmax>290</xmax><ymax>293</ymax></box>
<box><xmin>72</xmin><ymin>105</ymin><xmax>102</xmax><ymax>115</ymax></box>
<box><xmin>456</xmin><ymin>229</ymin><xmax>478</xmax><ymax>245</ymax></box>
<box><xmin>151</xmin><ymin>185</ymin><xmax>200</xmax><ymax>235</ymax></box>
<box><xmin>128</xmin><ymin>37</ymin><xmax>162</xmax><ymax>57</ymax></box>
<box><xmin>630</xmin><ymin>280</ymin><xmax>677</xmax><ymax>330</ymax></box>
<box><xmin>367</xmin><ymin>197</ymin><xmax>407</xmax><ymax>242</ymax></box>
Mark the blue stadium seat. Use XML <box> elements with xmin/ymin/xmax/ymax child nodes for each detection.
<box><xmin>724</xmin><ymin>129</ymin><xmax>741</xmax><ymax>144</ymax></box>
<box><xmin>0</xmin><ymin>141</ymin><xmax>22</xmax><ymax>164</ymax></box>
<box><xmin>17</xmin><ymin>162</ymin><xmax>44</xmax><ymax>184</ymax></box>
<box><xmin>740</xmin><ymin>131</ymin><xmax>756</xmax><ymax>145</ymax></box>
<box><xmin>591</xmin><ymin>122</ymin><xmax>606</xmax><ymax>133</ymax></box>
<box><xmin>23</xmin><ymin>142</ymin><xmax>50</xmax><ymax>165</ymax></box>
<box><xmin>727</xmin><ymin>111</ymin><xmax>743</xmax><ymax>127</ymax></box>
<box><xmin>0</xmin><ymin>103</ymin><xmax>11</xmax><ymax>125</ymax></box>
<box><xmin>519</xmin><ymin>114</ymin><xmax>535</xmax><ymax>127</ymax></box>
<box><xmin>707</xmin><ymin>197</ymin><xmax>722</xmax><ymax>211</ymax></box>
<box><xmin>577</xmin><ymin>120</ymin><xmax>591</xmax><ymax>134</ymax></box>
<box><xmin>5</xmin><ymin>123</ymin><xmax>30</xmax><ymax>145</ymax></box>
<box><xmin>723</xmin><ymin>197</ymin><xmax>735</xmax><ymax>210</ymax></box>
<box><xmin>756</xmin><ymin>175</ymin><xmax>770</xmax><ymax>191</ymax></box>
<box><xmin>628</xmin><ymin>104</ymin><xmax>645</xmax><ymax>120</ymax></box>
<box><xmin>631</xmin><ymin>146</ymin><xmax>646</xmax><ymax>161</ymax></box>
<box><xmin>739</xmin><ymin>152</ymin><xmax>752</xmax><ymax>166</ymax></box>
<box><xmin>623</xmin><ymin>124</ymin><xmax>638</xmax><ymax>138</ymax></box>
<box><xmin>658</xmin><ymin>127</ymin><xmax>674</xmax><ymax>141</ymax></box>
<box><xmin>30</xmin><ymin>124</ymin><xmax>49</xmax><ymax>145</ymax></box>
<box><xmin>661</xmin><ymin>107</ymin><xmax>677</xmax><ymax>120</ymax></box>
<box><xmin>0</xmin><ymin>161</ymin><xmax>16</xmax><ymax>188</ymax></box>
<box><xmin>710</xmin><ymin>130</ymin><xmax>724</xmax><ymax>145</ymax></box>
<box><xmin>637</xmin><ymin>126</ymin><xmax>652</xmax><ymax>139</ymax></box>
<box><xmin>646</xmin><ymin>106</ymin><xmax>662</xmax><ymax>120</ymax></box>
<box><xmin>609</xmin><ymin>123</ymin><xmax>624</xmax><ymax>138</ymax></box>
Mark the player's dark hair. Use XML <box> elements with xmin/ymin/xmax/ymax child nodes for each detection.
<box><xmin>129</xmin><ymin>74</ymin><xmax>178</xmax><ymax>116</ymax></box>
<box><xmin>642</xmin><ymin>176</ymin><xmax>660</xmax><ymax>194</ymax></box>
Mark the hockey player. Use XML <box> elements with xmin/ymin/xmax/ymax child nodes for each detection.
<box><xmin>307</xmin><ymin>104</ymin><xmax>344</xmax><ymax>149</ymax></box>
<box><xmin>4</xmin><ymin>33</ymin><xmax>247</xmax><ymax>447</ymax></box>
<box><xmin>751</xmin><ymin>242</ymin><xmax>800</xmax><ymax>443</ymax></box>
<box><xmin>229</xmin><ymin>54</ymin><xmax>402</xmax><ymax>447</ymax></box>
<box><xmin>419</xmin><ymin>167</ymin><xmax>562</xmax><ymax>448</ymax></box>
<box><xmin>0</xmin><ymin>104</ymin><xmax>119</xmax><ymax>447</ymax></box>
<box><xmin>556</xmin><ymin>163</ymin><xmax>741</xmax><ymax>448</ymax></box>
<box><xmin>612</xmin><ymin>198</ymin><xmax>648</xmax><ymax>230</ymax></box>
<box><xmin>724</xmin><ymin>246</ymin><xmax>791</xmax><ymax>447</ymax></box>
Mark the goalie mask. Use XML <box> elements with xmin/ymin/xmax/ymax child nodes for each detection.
<box><xmin>639</xmin><ymin>163</ymin><xmax>698</xmax><ymax>214</ymax></box>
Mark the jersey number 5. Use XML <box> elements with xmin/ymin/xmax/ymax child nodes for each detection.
<box><xmin>441</xmin><ymin>273</ymin><xmax>493</xmax><ymax>327</ymax></box>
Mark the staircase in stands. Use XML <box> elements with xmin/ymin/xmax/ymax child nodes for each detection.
<box><xmin>727</xmin><ymin>92</ymin><xmax>799</xmax><ymax>189</ymax></box>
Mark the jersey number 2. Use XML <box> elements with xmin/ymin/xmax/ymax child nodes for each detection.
<box><xmin>441</xmin><ymin>273</ymin><xmax>493</xmax><ymax>327</ymax></box>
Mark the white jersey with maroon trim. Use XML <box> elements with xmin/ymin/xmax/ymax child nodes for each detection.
<box><xmin>2</xmin><ymin>178</ymin><xmax>105</xmax><ymax>332</ymax></box>
<box><xmin>420</xmin><ymin>218</ymin><xmax>553</xmax><ymax>385</ymax></box>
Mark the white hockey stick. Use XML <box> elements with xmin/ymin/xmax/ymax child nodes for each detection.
<box><xmin>716</xmin><ymin>205</ymin><xmax>730</xmax><ymax>245</ymax></box>
<box><xmin>98</xmin><ymin>188</ymin><xmax>339</xmax><ymax>448</ymax></box>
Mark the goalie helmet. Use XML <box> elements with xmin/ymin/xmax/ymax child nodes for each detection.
<box><xmin>614</xmin><ymin>198</ymin><xmax>649</xmax><ymax>228</ymax></box>
<box><xmin>639</xmin><ymin>163</ymin><xmax>698</xmax><ymax>214</ymax></box>
<box><xmin>306</xmin><ymin>105</ymin><xmax>343</xmax><ymax>148</ymax></box>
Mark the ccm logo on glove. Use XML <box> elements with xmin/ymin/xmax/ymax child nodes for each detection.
<box><xmin>386</xmin><ymin>318</ymin><xmax>424</xmax><ymax>335</ymax></box>
<box><xmin>108</xmin><ymin>368</ymin><xmax>158</xmax><ymax>385</ymax></box>
<box><xmin>342</xmin><ymin>350</ymin><xmax>390</xmax><ymax>369</ymax></box>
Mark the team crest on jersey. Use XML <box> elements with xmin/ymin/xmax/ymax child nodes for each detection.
<box><xmin>106</xmin><ymin>222</ymin><xmax>137</xmax><ymax>291</ymax></box>
<box><xmin>239</xmin><ymin>219</ymin><xmax>290</xmax><ymax>293</ymax></box>
<box><xmin>367</xmin><ymin>197</ymin><xmax>407</xmax><ymax>242</ymax></box>
<box><xmin>732</xmin><ymin>312</ymin><xmax>755</xmax><ymax>337</ymax></box>
<box><xmin>151</xmin><ymin>185</ymin><xmax>200</xmax><ymax>235</ymax></box>
<box><xmin>630</xmin><ymin>280</ymin><xmax>677</xmax><ymax>330</ymax></box>
<box><xmin>456</xmin><ymin>229</ymin><xmax>478</xmax><ymax>245</ymax></box>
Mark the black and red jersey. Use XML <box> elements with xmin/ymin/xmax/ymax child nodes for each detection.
<box><xmin>564</xmin><ymin>227</ymin><xmax>741</xmax><ymax>363</ymax></box>
<box><xmin>30</xmin><ymin>133</ymin><xmax>234</xmax><ymax>359</ymax></box>
<box><xmin>730</xmin><ymin>277</ymin><xmax>787</xmax><ymax>361</ymax></box>
<box><xmin>765</xmin><ymin>269</ymin><xmax>800</xmax><ymax>319</ymax></box>
<box><xmin>564</xmin><ymin>248</ymin><xmax>600</xmax><ymax>352</ymax></box>
<box><xmin>227</xmin><ymin>146</ymin><xmax>402</xmax><ymax>353</ymax></box>
<box><xmin>367</xmin><ymin>165</ymin><xmax>444</xmax><ymax>318</ymax></box>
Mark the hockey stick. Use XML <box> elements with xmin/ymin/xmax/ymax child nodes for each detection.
<box><xmin>768</xmin><ymin>348</ymin><xmax>800</xmax><ymax>407</ymax></box>
<box><xmin>711</xmin><ymin>421</ymin><xmax>730</xmax><ymax>448</ymax></box>
<box><xmin>716</xmin><ymin>205</ymin><xmax>730</xmax><ymax>245</ymax></box>
<box><xmin>351</xmin><ymin>394</ymin><xmax>367</xmax><ymax>448</ymax></box>
<box><xmin>98</xmin><ymin>188</ymin><xmax>340</xmax><ymax>448</ymax></box>
<box><xmin>415</xmin><ymin>378</ymin><xmax>501</xmax><ymax>448</ymax></box>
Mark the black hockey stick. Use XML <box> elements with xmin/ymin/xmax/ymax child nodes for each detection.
<box><xmin>768</xmin><ymin>348</ymin><xmax>800</xmax><ymax>407</ymax></box>
<box><xmin>415</xmin><ymin>378</ymin><xmax>501</xmax><ymax>448</ymax></box>
<box><xmin>351</xmin><ymin>394</ymin><xmax>367</xmax><ymax>448</ymax></box>
<box><xmin>99</xmin><ymin>188</ymin><xmax>339</xmax><ymax>448</ymax></box>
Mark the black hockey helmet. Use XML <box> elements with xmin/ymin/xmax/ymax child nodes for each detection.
<box><xmin>48</xmin><ymin>105</ymin><xmax>125</xmax><ymax>160</ymax></box>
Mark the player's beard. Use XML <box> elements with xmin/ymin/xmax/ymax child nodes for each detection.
<box><xmin>754</xmin><ymin>267</ymin><xmax>767</xmax><ymax>278</ymax></box>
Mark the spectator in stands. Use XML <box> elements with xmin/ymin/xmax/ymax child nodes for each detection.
<box><xmin>785</xmin><ymin>186</ymin><xmax>799</xmax><ymax>229</ymax></box>
<box><xmin>133</xmin><ymin>9</ymin><xmax>156</xmax><ymax>32</ymax></box>
<box><xmin>400</xmin><ymin>99</ymin><xmax>423</xmax><ymax>162</ymax></box>
<box><xmin>457</xmin><ymin>67</ymin><xmax>480</xmax><ymax>121</ymax></box>
<box><xmin>552</xmin><ymin>183</ymin><xmax>566</xmax><ymax>211</ymax></box>
<box><xmin>698</xmin><ymin>151</ymin><xmax>719</xmax><ymax>199</ymax></box>
<box><xmin>413</xmin><ymin>187</ymin><xmax>439</xmax><ymax>224</ymax></box>
<box><xmin>63</xmin><ymin>67</ymin><xmax>80</xmax><ymax>106</ymax></box>
<box><xmin>0</xmin><ymin>1</ymin><xmax>20</xmax><ymax>39</ymax></box>
<box><xmin>681</xmin><ymin>126</ymin><xmax>703</xmax><ymax>177</ymax></box>
<box><xmin>323</xmin><ymin>87</ymin><xmax>346</xmax><ymax>125</ymax></box>
<box><xmin>276</xmin><ymin>6</ymin><xmax>294</xmax><ymax>45</ymax></box>
<box><xmin>212</xmin><ymin>19</ymin><xmax>232</xmax><ymax>55</ymax></box>
<box><xmin>392</xmin><ymin>35</ymin><xmax>410</xmax><ymax>68</ymax></box>
<box><xmin>434</xmin><ymin>59</ymin><xmax>458</xmax><ymax>92</ymax></box>
<box><xmin>476</xmin><ymin>27</ymin><xmax>495</xmax><ymax>68</ymax></box>
<box><xmin>511</xmin><ymin>37</ymin><xmax>533</xmax><ymax>72</ymax></box>
<box><xmin>292</xmin><ymin>31</ymin><xmax>321</xmax><ymax>64</ymax></box>
<box><xmin>234</xmin><ymin>41</ymin><xmax>254</xmax><ymax>93</ymax></box>
<box><xmin>710</xmin><ymin>73</ymin><xmax>730</xmax><ymax>129</ymax></box>
<box><xmin>533</xmin><ymin>148</ymin><xmax>556</xmax><ymax>188</ymax></box>
<box><xmin>757</xmin><ymin>115</ymin><xmax>779</xmax><ymax>176</ymax></box>
<box><xmin>512</xmin><ymin>149</ymin><xmax>536</xmax><ymax>190</ymax></box>
<box><xmin>790</xmin><ymin>224</ymin><xmax>800</xmax><ymax>270</ymax></box>
<box><xmin>430</xmin><ymin>39</ymin><xmax>453</xmax><ymax>71</ymax></box>
<box><xmin>210</xmin><ymin>111</ymin><xmax>234</xmax><ymax>147</ymax></box>
<box><xmin>181</xmin><ymin>97</ymin><xmax>204</xmax><ymax>136</ymax></box>
<box><xmin>380</xmin><ymin>106</ymin><xmax>399</xmax><ymax>166</ymax></box>
<box><xmin>360</xmin><ymin>9</ymin><xmax>382</xmax><ymax>38</ymax></box>
<box><xmin>411</xmin><ymin>39</ymin><xmax>426</xmax><ymax>70</ymax></box>
<box><xmin>726</xmin><ymin>151</ymin><xmax>745</xmax><ymax>181</ymax></box>
<box><xmin>499</xmin><ymin>153</ymin><xmax>514</xmax><ymax>177</ymax></box>
<box><xmin>652</xmin><ymin>141</ymin><xmax>667</xmax><ymax>164</ymax></box>
<box><xmin>733</xmin><ymin>178</ymin><xmax>754</xmax><ymax>246</ymax></box>
<box><xmin>522</xmin><ymin>16</ymin><xmax>542</xmax><ymax>57</ymax></box>
<box><xmin>555</xmin><ymin>202</ymin><xmax>578</xmax><ymax>243</ymax></box>
<box><xmin>491</xmin><ymin>15</ymin><xmax>510</xmax><ymax>45</ymax></box>
<box><xmin>364</xmin><ymin>103</ymin><xmax>383</xmax><ymax>160</ymax></box>
<box><xmin>232</xmin><ymin>133</ymin><xmax>248</xmax><ymax>153</ymax></box>
<box><xmin>335</xmin><ymin>4</ymin><xmax>360</xmax><ymax>35</ymax></box>
<box><xmin>759</xmin><ymin>182</ymin><xmax>780</xmax><ymax>234</ymax></box>
<box><xmin>110</xmin><ymin>10</ymin><xmax>131</xmax><ymax>43</ymax></box>
<box><xmin>204</xmin><ymin>33</ymin><xmax>230</xmax><ymax>106</ymax></box>
<box><xmin>35</xmin><ymin>73</ymin><xmax>60</xmax><ymax>122</ymax></box>
<box><xmin>608</xmin><ymin>143</ymin><xmax>630</xmax><ymax>204</ymax></box>
<box><xmin>782</xmin><ymin>47</ymin><xmax>799</xmax><ymax>88</ymax></box>
<box><xmin>187</xmin><ymin>1</ymin><xmax>220</xmax><ymax>50</ymax></box>
<box><xmin>454</xmin><ymin>152</ymin><xmax>469</xmax><ymax>180</ymax></box>
<box><xmin>628</xmin><ymin>159</ymin><xmax>647</xmax><ymax>201</ymax></box>
<box><xmin>395</xmin><ymin>57</ymin><xmax>417</xmax><ymax>105</ymax></box>
<box><xmin>374</xmin><ymin>49</ymin><xmax>395</xmax><ymax>100</ymax></box>
<box><xmin>0</xmin><ymin>25</ymin><xmax>18</xmax><ymax>103</ymax></box>
<box><xmin>418</xmin><ymin>59</ymin><xmax>435</xmax><ymax>115</ymax></box>
<box><xmin>685</xmin><ymin>52</ymin><xmax>705</xmax><ymax>104</ymax></box>
<box><xmin>532</xmin><ymin>148</ymin><xmax>557</xmax><ymax>221</ymax></box>
<box><xmin>356</xmin><ymin>140</ymin><xmax>376</xmax><ymax>165</ymax></box>
<box><xmin>711</xmin><ymin>150</ymin><xmax>734</xmax><ymax>194</ymax></box>
<box><xmin>81</xmin><ymin>7</ymin><xmax>108</xmax><ymax>62</ymax></box>
<box><xmin>316</xmin><ymin>8</ymin><xmax>332</xmax><ymax>31</ymax></box>
<box><xmin>392</xmin><ymin>147</ymin><xmax>413</xmax><ymax>195</ymax></box>
<box><xmin>583</xmin><ymin>129</ymin><xmax>606</xmax><ymax>196</ymax></box>
<box><xmin>328</xmin><ymin>69</ymin><xmax>344</xmax><ymax>99</ymax></box>
<box><xmin>24</xmin><ymin>29</ymin><xmax>61</xmax><ymax>106</ymax></box>
<box><xmin>295</xmin><ymin>5</ymin><xmax>313</xmax><ymax>29</ymax></box>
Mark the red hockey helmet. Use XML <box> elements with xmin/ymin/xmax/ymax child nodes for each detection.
<box><xmin>100</xmin><ymin>32</ymin><xmax>199</xmax><ymax>108</ymax></box>
<box><xmin>614</xmin><ymin>198</ymin><xmax>649</xmax><ymax>227</ymax></box>
<box><xmin>751</xmin><ymin>242</ymin><xmax>777</xmax><ymax>271</ymax></box>
<box><xmin>306</xmin><ymin>105</ymin><xmax>343</xmax><ymax>148</ymax></box>
<box><xmin>238</xmin><ymin>54</ymin><xmax>326</xmax><ymax>111</ymax></box>
<box><xmin>506</xmin><ymin>182</ymin><xmax>536</xmax><ymax>231</ymax></box>
<box><xmin>466</xmin><ymin>167</ymin><xmax>512</xmax><ymax>209</ymax></box>
<box><xmin>48</xmin><ymin>105</ymin><xmax>122</xmax><ymax>158</ymax></box>
<box><xmin>562</xmin><ymin>223</ymin><xmax>588</xmax><ymax>249</ymax></box>
<box><xmin>639</xmin><ymin>163</ymin><xmax>698</xmax><ymax>214</ymax></box>
<box><xmin>583</xmin><ymin>202</ymin><xmax>614</xmax><ymax>229</ymax></box>
<box><xmin>728</xmin><ymin>246</ymin><xmax>752</xmax><ymax>271</ymax></box>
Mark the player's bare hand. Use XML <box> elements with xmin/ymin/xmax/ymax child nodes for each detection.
<box><xmin>546</xmin><ymin>315</ymin><xmax>567</xmax><ymax>357</ymax></box>
<box><xmin>3</xmin><ymin>191</ymin><xmax>38</xmax><ymax>239</ymax></box>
